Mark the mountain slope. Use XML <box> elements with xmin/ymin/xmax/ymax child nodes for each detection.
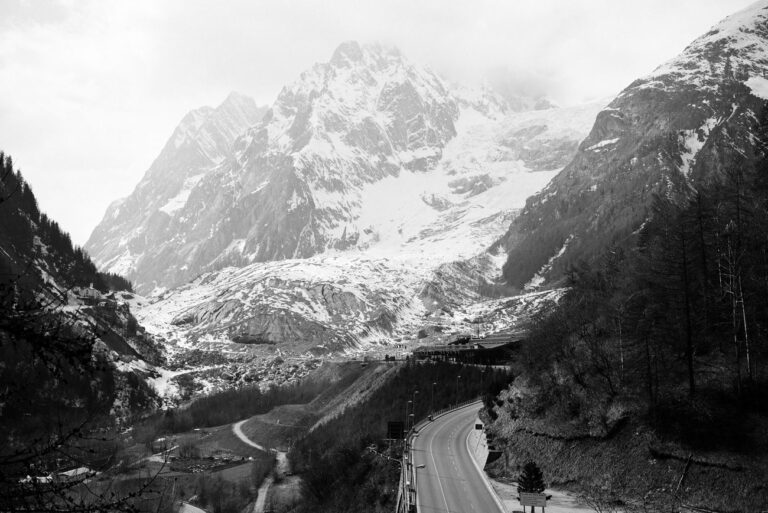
<box><xmin>501</xmin><ymin>0</ymin><xmax>768</xmax><ymax>288</ymax></box>
<box><xmin>0</xmin><ymin>152</ymin><xmax>163</xmax><ymax>424</ymax></box>
<box><xmin>85</xmin><ymin>92</ymin><xmax>267</xmax><ymax>289</ymax></box>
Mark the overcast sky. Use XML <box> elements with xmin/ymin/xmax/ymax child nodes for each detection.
<box><xmin>0</xmin><ymin>0</ymin><xmax>758</xmax><ymax>245</ymax></box>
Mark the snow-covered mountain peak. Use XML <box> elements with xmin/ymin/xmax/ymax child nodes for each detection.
<box><xmin>638</xmin><ymin>0</ymin><xmax>768</xmax><ymax>92</ymax></box>
<box><xmin>84</xmin><ymin>39</ymin><xmax>607</xmax><ymax>377</ymax></box>
<box><xmin>88</xmin><ymin>40</ymin><xmax>602</xmax><ymax>299</ymax></box>
<box><xmin>150</xmin><ymin>91</ymin><xmax>266</xmax><ymax>173</ymax></box>
<box><xmin>257</xmin><ymin>40</ymin><xmax>457</xmax><ymax>166</ymax></box>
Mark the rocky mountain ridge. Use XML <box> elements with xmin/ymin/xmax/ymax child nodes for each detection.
<box><xmin>501</xmin><ymin>0</ymin><xmax>768</xmax><ymax>288</ymax></box>
<box><xmin>87</xmin><ymin>42</ymin><xmax>601</xmax><ymax>297</ymax></box>
<box><xmin>85</xmin><ymin>92</ymin><xmax>267</xmax><ymax>281</ymax></box>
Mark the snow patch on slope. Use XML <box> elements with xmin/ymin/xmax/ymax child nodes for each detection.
<box><xmin>746</xmin><ymin>75</ymin><xmax>768</xmax><ymax>99</ymax></box>
<box><xmin>586</xmin><ymin>138</ymin><xmax>619</xmax><ymax>151</ymax></box>
<box><xmin>678</xmin><ymin>117</ymin><xmax>719</xmax><ymax>176</ymax></box>
<box><xmin>159</xmin><ymin>174</ymin><xmax>205</xmax><ymax>215</ymax></box>
<box><xmin>524</xmin><ymin>235</ymin><xmax>574</xmax><ymax>291</ymax></box>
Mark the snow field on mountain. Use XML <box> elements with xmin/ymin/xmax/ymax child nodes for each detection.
<box><xmin>136</xmin><ymin>254</ymin><xmax>428</xmax><ymax>350</ymax></box>
<box><xmin>350</xmin><ymin>102</ymin><xmax>602</xmax><ymax>266</ymax></box>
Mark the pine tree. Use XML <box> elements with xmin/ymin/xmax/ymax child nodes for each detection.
<box><xmin>518</xmin><ymin>460</ymin><xmax>545</xmax><ymax>493</ymax></box>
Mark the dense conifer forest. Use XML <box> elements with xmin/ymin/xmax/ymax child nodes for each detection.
<box><xmin>518</xmin><ymin>160</ymin><xmax>768</xmax><ymax>449</ymax></box>
<box><xmin>0</xmin><ymin>151</ymin><xmax>132</xmax><ymax>293</ymax></box>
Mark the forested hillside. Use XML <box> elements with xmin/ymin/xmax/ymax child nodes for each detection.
<box><xmin>288</xmin><ymin>362</ymin><xmax>512</xmax><ymax>513</ymax></box>
<box><xmin>485</xmin><ymin>155</ymin><xmax>768</xmax><ymax>510</ymax></box>
<box><xmin>0</xmin><ymin>152</ymin><xmax>132</xmax><ymax>293</ymax></box>
<box><xmin>0</xmin><ymin>151</ymin><xmax>161</xmax><ymax>512</ymax></box>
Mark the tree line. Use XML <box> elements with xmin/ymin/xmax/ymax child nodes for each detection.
<box><xmin>0</xmin><ymin>151</ymin><xmax>132</xmax><ymax>293</ymax></box>
<box><xmin>134</xmin><ymin>363</ymin><xmax>365</xmax><ymax>442</ymax></box>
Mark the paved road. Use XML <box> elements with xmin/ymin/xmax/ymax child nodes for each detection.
<box><xmin>411</xmin><ymin>404</ymin><xmax>505</xmax><ymax>513</ymax></box>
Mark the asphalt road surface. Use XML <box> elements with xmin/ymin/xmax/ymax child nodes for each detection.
<box><xmin>411</xmin><ymin>404</ymin><xmax>505</xmax><ymax>513</ymax></box>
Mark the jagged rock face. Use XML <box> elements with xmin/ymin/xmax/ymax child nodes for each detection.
<box><xmin>501</xmin><ymin>2</ymin><xmax>768</xmax><ymax>289</ymax></box>
<box><xmin>85</xmin><ymin>92</ymin><xmax>268</xmax><ymax>291</ymax></box>
<box><xmin>87</xmin><ymin>43</ymin><xmax>459</xmax><ymax>294</ymax></box>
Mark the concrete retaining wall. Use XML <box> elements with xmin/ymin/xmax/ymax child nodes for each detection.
<box><xmin>467</xmin><ymin>417</ymin><xmax>490</xmax><ymax>469</ymax></box>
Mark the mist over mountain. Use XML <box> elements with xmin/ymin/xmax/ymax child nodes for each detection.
<box><xmin>85</xmin><ymin>92</ymin><xmax>268</xmax><ymax>290</ymax></box>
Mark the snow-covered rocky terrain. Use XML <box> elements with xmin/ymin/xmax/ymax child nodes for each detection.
<box><xmin>85</xmin><ymin>42</ymin><xmax>603</xmax><ymax>400</ymax></box>
<box><xmin>501</xmin><ymin>1</ymin><xmax>768</xmax><ymax>288</ymax></box>
<box><xmin>85</xmin><ymin>92</ymin><xmax>268</xmax><ymax>283</ymax></box>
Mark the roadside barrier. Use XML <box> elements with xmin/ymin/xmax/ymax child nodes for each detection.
<box><xmin>396</xmin><ymin>398</ymin><xmax>482</xmax><ymax>513</ymax></box>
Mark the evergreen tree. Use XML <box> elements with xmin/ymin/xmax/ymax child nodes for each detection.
<box><xmin>517</xmin><ymin>460</ymin><xmax>545</xmax><ymax>494</ymax></box>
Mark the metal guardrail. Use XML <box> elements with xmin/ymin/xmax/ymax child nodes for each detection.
<box><xmin>397</xmin><ymin>398</ymin><xmax>482</xmax><ymax>513</ymax></box>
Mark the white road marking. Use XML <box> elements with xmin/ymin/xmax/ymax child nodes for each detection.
<box><xmin>428</xmin><ymin>411</ymin><xmax>454</xmax><ymax>513</ymax></box>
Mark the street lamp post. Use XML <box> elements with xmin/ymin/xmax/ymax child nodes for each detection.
<box><xmin>404</xmin><ymin>399</ymin><xmax>412</xmax><ymax>436</ymax></box>
<box><xmin>456</xmin><ymin>375</ymin><xmax>461</xmax><ymax>406</ymax></box>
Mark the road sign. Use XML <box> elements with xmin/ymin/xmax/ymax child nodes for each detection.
<box><xmin>519</xmin><ymin>492</ymin><xmax>547</xmax><ymax>507</ymax></box>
